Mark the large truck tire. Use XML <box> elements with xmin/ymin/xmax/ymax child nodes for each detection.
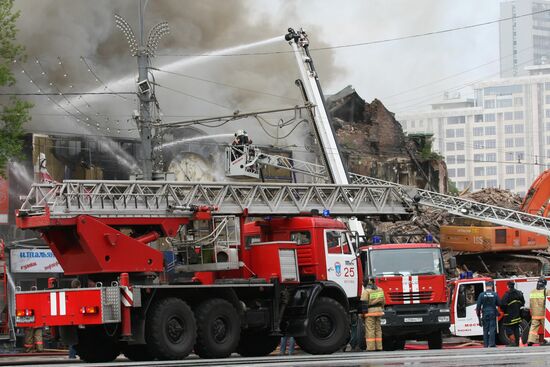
<box><xmin>394</xmin><ymin>338</ymin><xmax>406</xmax><ymax>350</ymax></box>
<box><xmin>75</xmin><ymin>326</ymin><xmax>120</xmax><ymax>362</ymax></box>
<box><xmin>146</xmin><ymin>297</ymin><xmax>196</xmax><ymax>360</ymax></box>
<box><xmin>427</xmin><ymin>330</ymin><xmax>443</xmax><ymax>349</ymax></box>
<box><xmin>123</xmin><ymin>344</ymin><xmax>154</xmax><ymax>361</ymax></box>
<box><xmin>382</xmin><ymin>336</ymin><xmax>404</xmax><ymax>351</ymax></box>
<box><xmin>296</xmin><ymin>296</ymin><xmax>349</xmax><ymax>354</ymax></box>
<box><xmin>498</xmin><ymin>320</ymin><xmax>530</xmax><ymax>345</ymax></box>
<box><xmin>237</xmin><ymin>330</ymin><xmax>279</xmax><ymax>356</ymax></box>
<box><xmin>194</xmin><ymin>298</ymin><xmax>241</xmax><ymax>358</ymax></box>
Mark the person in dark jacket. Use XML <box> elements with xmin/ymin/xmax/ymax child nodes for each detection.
<box><xmin>476</xmin><ymin>281</ymin><xmax>501</xmax><ymax>348</ymax></box>
<box><xmin>501</xmin><ymin>280</ymin><xmax>525</xmax><ymax>346</ymax></box>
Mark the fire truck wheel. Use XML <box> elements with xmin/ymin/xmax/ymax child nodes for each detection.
<box><xmin>296</xmin><ymin>297</ymin><xmax>349</xmax><ymax>354</ymax></box>
<box><xmin>75</xmin><ymin>326</ymin><xmax>120</xmax><ymax>362</ymax></box>
<box><xmin>382</xmin><ymin>337</ymin><xmax>397</xmax><ymax>351</ymax></box>
<box><xmin>123</xmin><ymin>344</ymin><xmax>154</xmax><ymax>361</ymax></box>
<box><xmin>237</xmin><ymin>330</ymin><xmax>280</xmax><ymax>356</ymax></box>
<box><xmin>146</xmin><ymin>297</ymin><xmax>196</xmax><ymax>360</ymax></box>
<box><xmin>393</xmin><ymin>338</ymin><xmax>406</xmax><ymax>350</ymax></box>
<box><xmin>194</xmin><ymin>298</ymin><xmax>241</xmax><ymax>358</ymax></box>
<box><xmin>427</xmin><ymin>330</ymin><xmax>443</xmax><ymax>349</ymax></box>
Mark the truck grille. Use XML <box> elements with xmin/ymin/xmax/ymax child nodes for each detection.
<box><xmin>389</xmin><ymin>291</ymin><xmax>433</xmax><ymax>303</ymax></box>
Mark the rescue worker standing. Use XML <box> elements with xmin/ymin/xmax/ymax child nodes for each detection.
<box><xmin>528</xmin><ymin>277</ymin><xmax>547</xmax><ymax>346</ymax></box>
<box><xmin>501</xmin><ymin>281</ymin><xmax>525</xmax><ymax>346</ymax></box>
<box><xmin>360</xmin><ymin>277</ymin><xmax>386</xmax><ymax>351</ymax></box>
<box><xmin>476</xmin><ymin>281</ymin><xmax>500</xmax><ymax>348</ymax></box>
<box><xmin>24</xmin><ymin>327</ymin><xmax>44</xmax><ymax>353</ymax></box>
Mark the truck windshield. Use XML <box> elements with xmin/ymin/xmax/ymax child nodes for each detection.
<box><xmin>369</xmin><ymin>248</ymin><xmax>443</xmax><ymax>276</ymax></box>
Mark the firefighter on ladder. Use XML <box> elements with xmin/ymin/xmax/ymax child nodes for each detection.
<box><xmin>528</xmin><ymin>277</ymin><xmax>547</xmax><ymax>346</ymax></box>
<box><xmin>231</xmin><ymin>129</ymin><xmax>252</xmax><ymax>161</ymax></box>
<box><xmin>360</xmin><ymin>276</ymin><xmax>386</xmax><ymax>351</ymax></box>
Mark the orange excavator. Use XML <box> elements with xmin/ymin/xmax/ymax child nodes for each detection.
<box><xmin>440</xmin><ymin>169</ymin><xmax>550</xmax><ymax>276</ymax></box>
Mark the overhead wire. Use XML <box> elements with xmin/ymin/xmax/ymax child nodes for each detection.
<box><xmin>156</xmin><ymin>8</ymin><xmax>550</xmax><ymax>57</ymax></box>
<box><xmin>33</xmin><ymin>57</ymin><xmax>120</xmax><ymax>133</ymax></box>
<box><xmin>153</xmin><ymin>82</ymin><xmax>233</xmax><ymax>111</ymax></box>
<box><xmin>80</xmin><ymin>57</ymin><xmax>132</xmax><ymax>101</ymax></box>
<box><xmin>150</xmin><ymin>67</ymin><xmax>300</xmax><ymax>103</ymax></box>
<box><xmin>382</xmin><ymin>45</ymin><xmax>534</xmax><ymax>101</ymax></box>
<box><xmin>391</xmin><ymin>56</ymin><xmax>537</xmax><ymax>113</ymax></box>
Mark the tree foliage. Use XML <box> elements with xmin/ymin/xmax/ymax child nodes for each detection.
<box><xmin>0</xmin><ymin>0</ymin><xmax>32</xmax><ymax>177</ymax></box>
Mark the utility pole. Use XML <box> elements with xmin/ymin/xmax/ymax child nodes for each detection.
<box><xmin>115</xmin><ymin>0</ymin><xmax>169</xmax><ymax>180</ymax></box>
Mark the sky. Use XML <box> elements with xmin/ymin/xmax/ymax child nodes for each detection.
<box><xmin>6</xmin><ymin>0</ymin><xmax>504</xmax><ymax>138</ymax></box>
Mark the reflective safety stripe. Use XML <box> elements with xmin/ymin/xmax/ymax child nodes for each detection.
<box><xmin>533</xmin><ymin>315</ymin><xmax>545</xmax><ymax>319</ymax></box>
<box><xmin>531</xmin><ymin>292</ymin><xmax>545</xmax><ymax>299</ymax></box>
<box><xmin>364</xmin><ymin>312</ymin><xmax>384</xmax><ymax>316</ymax></box>
<box><xmin>35</xmin><ymin>341</ymin><xmax>43</xmax><ymax>345</ymax></box>
<box><xmin>370</xmin><ymin>291</ymin><xmax>384</xmax><ymax>299</ymax></box>
<box><xmin>508</xmin><ymin>299</ymin><xmax>521</xmax><ymax>305</ymax></box>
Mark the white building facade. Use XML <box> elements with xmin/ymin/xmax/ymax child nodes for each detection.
<box><xmin>397</xmin><ymin>74</ymin><xmax>550</xmax><ymax>195</ymax></box>
<box><xmin>500</xmin><ymin>0</ymin><xmax>550</xmax><ymax>77</ymax></box>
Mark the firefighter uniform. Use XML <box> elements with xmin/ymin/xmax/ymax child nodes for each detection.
<box><xmin>501</xmin><ymin>282</ymin><xmax>525</xmax><ymax>346</ymax></box>
<box><xmin>528</xmin><ymin>288</ymin><xmax>546</xmax><ymax>345</ymax></box>
<box><xmin>361</xmin><ymin>284</ymin><xmax>386</xmax><ymax>351</ymax></box>
<box><xmin>476</xmin><ymin>284</ymin><xmax>500</xmax><ymax>348</ymax></box>
<box><xmin>24</xmin><ymin>327</ymin><xmax>44</xmax><ymax>352</ymax></box>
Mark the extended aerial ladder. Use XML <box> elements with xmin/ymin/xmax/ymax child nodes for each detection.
<box><xmin>224</xmin><ymin>148</ymin><xmax>550</xmax><ymax>237</ymax></box>
<box><xmin>224</xmin><ymin>27</ymin><xmax>550</xmax><ymax>238</ymax></box>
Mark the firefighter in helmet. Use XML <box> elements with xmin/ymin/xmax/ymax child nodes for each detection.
<box><xmin>360</xmin><ymin>276</ymin><xmax>386</xmax><ymax>351</ymax></box>
<box><xmin>231</xmin><ymin>129</ymin><xmax>252</xmax><ymax>161</ymax></box>
<box><xmin>232</xmin><ymin>129</ymin><xmax>252</xmax><ymax>146</ymax></box>
<box><xmin>528</xmin><ymin>277</ymin><xmax>547</xmax><ymax>346</ymax></box>
<box><xmin>501</xmin><ymin>280</ymin><xmax>525</xmax><ymax>346</ymax></box>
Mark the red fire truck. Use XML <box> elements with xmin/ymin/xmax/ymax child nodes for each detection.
<box><xmin>14</xmin><ymin>207</ymin><xmax>360</xmax><ymax>362</ymax></box>
<box><xmin>241</xmin><ymin>220</ymin><xmax>450</xmax><ymax>350</ymax></box>
<box><xmin>359</xmin><ymin>242</ymin><xmax>450</xmax><ymax>350</ymax></box>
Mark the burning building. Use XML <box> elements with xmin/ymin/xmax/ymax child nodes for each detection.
<box><xmin>327</xmin><ymin>85</ymin><xmax>447</xmax><ymax>192</ymax></box>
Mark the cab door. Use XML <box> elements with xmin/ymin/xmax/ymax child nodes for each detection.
<box><xmin>452</xmin><ymin>281</ymin><xmax>485</xmax><ymax>337</ymax></box>
<box><xmin>324</xmin><ymin>229</ymin><xmax>358</xmax><ymax>297</ymax></box>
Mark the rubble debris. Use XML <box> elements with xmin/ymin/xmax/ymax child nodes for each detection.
<box><xmin>327</xmin><ymin>85</ymin><xmax>447</xmax><ymax>193</ymax></box>
<box><xmin>373</xmin><ymin>187</ymin><xmax>525</xmax><ymax>241</ymax></box>
<box><xmin>461</xmin><ymin>187</ymin><xmax>523</xmax><ymax>210</ymax></box>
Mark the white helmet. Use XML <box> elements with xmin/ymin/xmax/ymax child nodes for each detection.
<box><xmin>235</xmin><ymin>129</ymin><xmax>244</xmax><ymax>137</ymax></box>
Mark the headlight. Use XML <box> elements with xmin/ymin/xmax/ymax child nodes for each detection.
<box><xmin>380</xmin><ymin>318</ymin><xmax>387</xmax><ymax>325</ymax></box>
<box><xmin>439</xmin><ymin>308</ymin><xmax>450</xmax><ymax>313</ymax></box>
<box><xmin>438</xmin><ymin>316</ymin><xmax>450</xmax><ymax>323</ymax></box>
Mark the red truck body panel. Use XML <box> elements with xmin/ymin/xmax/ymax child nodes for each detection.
<box><xmin>16</xmin><ymin>288</ymin><xmax>105</xmax><ymax>328</ymax></box>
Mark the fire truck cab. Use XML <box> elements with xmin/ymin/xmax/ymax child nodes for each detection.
<box><xmin>359</xmin><ymin>242</ymin><xmax>450</xmax><ymax>350</ymax></box>
<box><xmin>239</xmin><ymin>216</ymin><xmax>360</xmax><ymax>297</ymax></box>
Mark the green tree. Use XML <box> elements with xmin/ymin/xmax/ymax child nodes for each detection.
<box><xmin>0</xmin><ymin>0</ymin><xmax>32</xmax><ymax>177</ymax></box>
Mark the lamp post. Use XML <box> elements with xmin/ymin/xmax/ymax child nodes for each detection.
<box><xmin>115</xmin><ymin>0</ymin><xmax>169</xmax><ymax>179</ymax></box>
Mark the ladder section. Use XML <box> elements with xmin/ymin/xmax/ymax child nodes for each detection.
<box><xmin>349</xmin><ymin>173</ymin><xmax>550</xmax><ymax>237</ymax></box>
<box><xmin>18</xmin><ymin>180</ymin><xmax>412</xmax><ymax>219</ymax></box>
